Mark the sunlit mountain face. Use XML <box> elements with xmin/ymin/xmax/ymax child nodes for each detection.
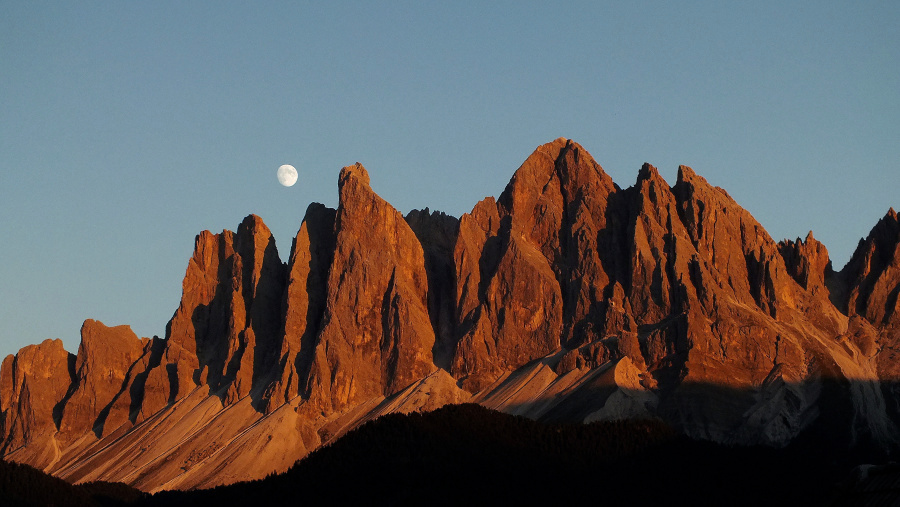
<box><xmin>2</xmin><ymin>140</ymin><xmax>899</xmax><ymax>504</ymax></box>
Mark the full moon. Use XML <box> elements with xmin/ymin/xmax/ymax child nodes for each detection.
<box><xmin>276</xmin><ymin>164</ymin><xmax>298</xmax><ymax>187</ymax></box>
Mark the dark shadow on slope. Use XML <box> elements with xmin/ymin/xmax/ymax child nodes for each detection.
<box><xmin>141</xmin><ymin>400</ymin><xmax>898</xmax><ymax>507</ymax></box>
<box><xmin>745</xmin><ymin>250</ymin><xmax>778</xmax><ymax>318</ymax></box>
<box><xmin>452</xmin><ymin>215</ymin><xmax>509</xmax><ymax>345</ymax></box>
<box><xmin>380</xmin><ymin>270</ymin><xmax>400</xmax><ymax>390</ymax></box>
<box><xmin>10</xmin><ymin>379</ymin><xmax>900</xmax><ymax>505</ymax></box>
<box><xmin>0</xmin><ymin>458</ymin><xmax>143</xmax><ymax>507</ymax></box>
<box><xmin>293</xmin><ymin>203</ymin><xmax>336</xmax><ymax>400</ymax></box>
<box><xmin>190</xmin><ymin>237</ymin><xmax>237</xmax><ymax>396</ymax></box>
<box><xmin>92</xmin><ymin>355</ymin><xmax>146</xmax><ymax>439</ymax></box>
<box><xmin>552</xmin><ymin>149</ymin><xmax>575</xmax><ymax>344</ymax></box>
<box><xmin>248</xmin><ymin>232</ymin><xmax>287</xmax><ymax>410</ymax></box>
<box><xmin>477</xmin><ymin>216</ymin><xmax>511</xmax><ymax>303</ymax></box>
<box><xmin>883</xmin><ymin>285</ymin><xmax>900</xmax><ymax>327</ymax></box>
<box><xmin>220</xmin><ymin>330</ymin><xmax>248</xmax><ymax>394</ymax></box>
<box><xmin>555</xmin><ymin>377</ymin><xmax>892</xmax><ymax>457</ymax></box>
<box><xmin>405</xmin><ymin>208</ymin><xmax>460</xmax><ymax>372</ymax></box>
<box><xmin>51</xmin><ymin>352</ymin><xmax>78</xmax><ymax>430</ymax></box>
<box><xmin>596</xmin><ymin>188</ymin><xmax>632</xmax><ymax>294</ymax></box>
<box><xmin>165</xmin><ymin>363</ymin><xmax>179</xmax><ymax>405</ymax></box>
<box><xmin>128</xmin><ymin>337</ymin><xmax>165</xmax><ymax>423</ymax></box>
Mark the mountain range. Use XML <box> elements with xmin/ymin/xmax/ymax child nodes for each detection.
<box><xmin>2</xmin><ymin>138</ymin><xmax>898</xmax><ymax>493</ymax></box>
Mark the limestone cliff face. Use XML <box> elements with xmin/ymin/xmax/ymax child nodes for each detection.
<box><xmin>452</xmin><ymin>139</ymin><xmax>619</xmax><ymax>391</ymax></box>
<box><xmin>57</xmin><ymin>320</ymin><xmax>145</xmax><ymax>441</ymax></box>
<box><xmin>405</xmin><ymin>208</ymin><xmax>459</xmax><ymax>371</ymax></box>
<box><xmin>303</xmin><ymin>164</ymin><xmax>436</xmax><ymax>414</ymax></box>
<box><xmin>449</xmin><ymin>140</ymin><xmax>893</xmax><ymax>446</ymax></box>
<box><xmin>779</xmin><ymin>232</ymin><xmax>834</xmax><ymax>296</ymax></box>
<box><xmin>1</xmin><ymin>139</ymin><xmax>898</xmax><ymax>492</ymax></box>
<box><xmin>265</xmin><ymin>203</ymin><xmax>336</xmax><ymax>410</ymax></box>
<box><xmin>0</xmin><ymin>339</ymin><xmax>73</xmax><ymax>469</ymax></box>
<box><xmin>838</xmin><ymin>209</ymin><xmax>900</xmax><ymax>395</ymax></box>
<box><xmin>841</xmin><ymin>208</ymin><xmax>900</xmax><ymax>328</ymax></box>
<box><xmin>162</xmin><ymin>214</ymin><xmax>287</xmax><ymax>406</ymax></box>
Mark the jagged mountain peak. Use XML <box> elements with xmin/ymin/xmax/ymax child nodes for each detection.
<box><xmin>338</xmin><ymin>162</ymin><xmax>371</xmax><ymax>190</ymax></box>
<box><xmin>778</xmin><ymin>230</ymin><xmax>833</xmax><ymax>294</ymax></box>
<box><xmin>498</xmin><ymin>138</ymin><xmax>615</xmax><ymax>218</ymax></box>
<box><xmin>1</xmin><ymin>139</ymin><xmax>898</xmax><ymax>493</ymax></box>
<box><xmin>636</xmin><ymin>161</ymin><xmax>663</xmax><ymax>183</ymax></box>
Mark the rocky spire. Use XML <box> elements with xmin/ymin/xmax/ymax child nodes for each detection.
<box><xmin>303</xmin><ymin>163</ymin><xmax>436</xmax><ymax>414</ymax></box>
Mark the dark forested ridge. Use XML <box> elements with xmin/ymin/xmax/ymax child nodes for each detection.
<box><xmin>0</xmin><ymin>403</ymin><xmax>890</xmax><ymax>505</ymax></box>
<box><xmin>145</xmin><ymin>404</ymin><xmax>870</xmax><ymax>506</ymax></box>
<box><xmin>0</xmin><ymin>459</ymin><xmax>143</xmax><ymax>506</ymax></box>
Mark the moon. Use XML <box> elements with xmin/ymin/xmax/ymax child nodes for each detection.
<box><xmin>276</xmin><ymin>164</ymin><xmax>298</xmax><ymax>187</ymax></box>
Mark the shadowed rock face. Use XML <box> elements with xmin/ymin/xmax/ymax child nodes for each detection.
<box><xmin>264</xmin><ymin>202</ymin><xmax>336</xmax><ymax>410</ymax></box>
<box><xmin>57</xmin><ymin>320</ymin><xmax>146</xmax><ymax>441</ymax></box>
<box><xmin>161</xmin><ymin>214</ymin><xmax>287</xmax><ymax>407</ymax></box>
<box><xmin>1</xmin><ymin>139</ymin><xmax>898</xmax><ymax>492</ymax></box>
<box><xmin>841</xmin><ymin>208</ymin><xmax>900</xmax><ymax>327</ymax></box>
<box><xmin>405</xmin><ymin>208</ymin><xmax>460</xmax><ymax>372</ymax></box>
<box><xmin>837</xmin><ymin>209</ymin><xmax>900</xmax><ymax>411</ymax></box>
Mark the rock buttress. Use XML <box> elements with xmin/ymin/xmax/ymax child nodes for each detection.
<box><xmin>161</xmin><ymin>214</ymin><xmax>286</xmax><ymax>407</ymax></box>
<box><xmin>303</xmin><ymin>164</ymin><xmax>436</xmax><ymax>414</ymax></box>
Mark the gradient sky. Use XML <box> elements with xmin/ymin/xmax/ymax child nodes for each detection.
<box><xmin>1</xmin><ymin>1</ymin><xmax>898</xmax><ymax>359</ymax></box>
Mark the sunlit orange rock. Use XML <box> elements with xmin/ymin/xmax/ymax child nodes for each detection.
<box><xmin>303</xmin><ymin>163</ymin><xmax>436</xmax><ymax>414</ymax></box>
<box><xmin>162</xmin><ymin>214</ymin><xmax>286</xmax><ymax>406</ymax></box>
<box><xmin>0</xmin><ymin>339</ymin><xmax>72</xmax><ymax>469</ymax></box>
<box><xmin>452</xmin><ymin>139</ymin><xmax>618</xmax><ymax>391</ymax></box>
<box><xmin>57</xmin><ymin>320</ymin><xmax>145</xmax><ymax>441</ymax></box>
<box><xmin>1</xmin><ymin>139</ymin><xmax>898</xmax><ymax>491</ymax></box>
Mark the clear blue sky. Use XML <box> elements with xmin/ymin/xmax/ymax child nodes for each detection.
<box><xmin>1</xmin><ymin>1</ymin><xmax>897</xmax><ymax>359</ymax></box>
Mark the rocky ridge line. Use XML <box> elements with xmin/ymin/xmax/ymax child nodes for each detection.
<box><xmin>1</xmin><ymin>138</ymin><xmax>898</xmax><ymax>490</ymax></box>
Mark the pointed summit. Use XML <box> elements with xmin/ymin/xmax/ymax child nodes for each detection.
<box><xmin>338</xmin><ymin>163</ymin><xmax>370</xmax><ymax>190</ymax></box>
<box><xmin>840</xmin><ymin>206</ymin><xmax>900</xmax><ymax>323</ymax></box>
<box><xmin>304</xmin><ymin>162</ymin><xmax>436</xmax><ymax>414</ymax></box>
<box><xmin>676</xmin><ymin>164</ymin><xmax>705</xmax><ymax>186</ymax></box>
<box><xmin>636</xmin><ymin>162</ymin><xmax>663</xmax><ymax>185</ymax></box>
